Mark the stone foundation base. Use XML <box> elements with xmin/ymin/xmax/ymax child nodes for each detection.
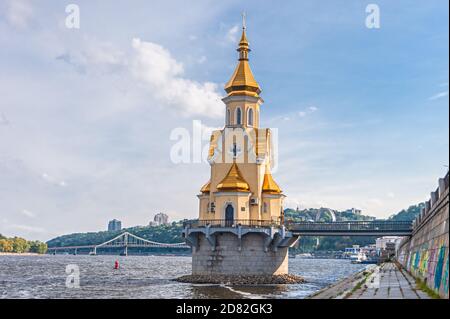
<box><xmin>192</xmin><ymin>232</ymin><xmax>289</xmax><ymax>275</ymax></box>
<box><xmin>175</xmin><ymin>274</ymin><xmax>305</xmax><ymax>285</ymax></box>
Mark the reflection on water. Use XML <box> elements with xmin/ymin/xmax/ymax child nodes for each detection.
<box><xmin>0</xmin><ymin>255</ymin><xmax>367</xmax><ymax>299</ymax></box>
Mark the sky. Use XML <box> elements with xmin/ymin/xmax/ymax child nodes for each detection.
<box><xmin>0</xmin><ymin>0</ymin><xmax>448</xmax><ymax>241</ymax></box>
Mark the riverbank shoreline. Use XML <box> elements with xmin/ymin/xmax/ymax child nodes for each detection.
<box><xmin>175</xmin><ymin>273</ymin><xmax>305</xmax><ymax>285</ymax></box>
<box><xmin>0</xmin><ymin>252</ymin><xmax>44</xmax><ymax>256</ymax></box>
<box><xmin>307</xmin><ymin>264</ymin><xmax>375</xmax><ymax>299</ymax></box>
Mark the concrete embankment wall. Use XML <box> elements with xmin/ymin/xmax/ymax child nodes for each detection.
<box><xmin>192</xmin><ymin>233</ymin><xmax>288</xmax><ymax>275</ymax></box>
<box><xmin>397</xmin><ymin>173</ymin><xmax>449</xmax><ymax>299</ymax></box>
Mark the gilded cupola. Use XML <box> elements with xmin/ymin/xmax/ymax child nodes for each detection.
<box><xmin>224</xmin><ymin>25</ymin><xmax>261</xmax><ymax>97</ymax></box>
<box><xmin>216</xmin><ymin>162</ymin><xmax>250</xmax><ymax>192</ymax></box>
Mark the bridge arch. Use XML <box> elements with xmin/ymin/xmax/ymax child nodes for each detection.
<box><xmin>315</xmin><ymin>209</ymin><xmax>336</xmax><ymax>222</ymax></box>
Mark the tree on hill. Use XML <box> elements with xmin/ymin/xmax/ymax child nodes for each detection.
<box><xmin>388</xmin><ymin>203</ymin><xmax>424</xmax><ymax>221</ymax></box>
<box><xmin>29</xmin><ymin>241</ymin><xmax>48</xmax><ymax>254</ymax></box>
<box><xmin>11</xmin><ymin>237</ymin><xmax>30</xmax><ymax>253</ymax></box>
<box><xmin>0</xmin><ymin>239</ymin><xmax>13</xmax><ymax>252</ymax></box>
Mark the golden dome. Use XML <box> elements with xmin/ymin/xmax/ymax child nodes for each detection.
<box><xmin>216</xmin><ymin>163</ymin><xmax>250</xmax><ymax>192</ymax></box>
<box><xmin>224</xmin><ymin>27</ymin><xmax>261</xmax><ymax>97</ymax></box>
<box><xmin>200</xmin><ymin>180</ymin><xmax>211</xmax><ymax>193</ymax></box>
<box><xmin>262</xmin><ymin>170</ymin><xmax>282</xmax><ymax>194</ymax></box>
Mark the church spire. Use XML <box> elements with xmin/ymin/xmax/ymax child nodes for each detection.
<box><xmin>224</xmin><ymin>14</ymin><xmax>261</xmax><ymax>97</ymax></box>
<box><xmin>238</xmin><ymin>12</ymin><xmax>250</xmax><ymax>61</ymax></box>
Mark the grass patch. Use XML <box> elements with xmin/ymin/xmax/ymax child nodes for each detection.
<box><xmin>415</xmin><ymin>278</ymin><xmax>441</xmax><ymax>299</ymax></box>
<box><xmin>344</xmin><ymin>271</ymin><xmax>372</xmax><ymax>299</ymax></box>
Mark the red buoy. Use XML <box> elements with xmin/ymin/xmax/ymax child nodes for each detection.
<box><xmin>114</xmin><ymin>260</ymin><xmax>119</xmax><ymax>269</ymax></box>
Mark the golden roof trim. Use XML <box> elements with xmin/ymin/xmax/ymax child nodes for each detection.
<box><xmin>216</xmin><ymin>162</ymin><xmax>250</xmax><ymax>192</ymax></box>
<box><xmin>262</xmin><ymin>169</ymin><xmax>282</xmax><ymax>194</ymax></box>
<box><xmin>224</xmin><ymin>27</ymin><xmax>261</xmax><ymax>97</ymax></box>
<box><xmin>200</xmin><ymin>180</ymin><xmax>211</xmax><ymax>193</ymax></box>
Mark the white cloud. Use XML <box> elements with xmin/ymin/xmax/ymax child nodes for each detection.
<box><xmin>197</xmin><ymin>56</ymin><xmax>207</xmax><ymax>64</ymax></box>
<box><xmin>8</xmin><ymin>224</ymin><xmax>45</xmax><ymax>234</ymax></box>
<box><xmin>297</xmin><ymin>106</ymin><xmax>318</xmax><ymax>118</ymax></box>
<box><xmin>41</xmin><ymin>173</ymin><xmax>67</xmax><ymax>187</ymax></box>
<box><xmin>3</xmin><ymin>0</ymin><xmax>33</xmax><ymax>29</ymax></box>
<box><xmin>0</xmin><ymin>113</ymin><xmax>9</xmax><ymax>126</ymax></box>
<box><xmin>429</xmin><ymin>91</ymin><xmax>449</xmax><ymax>101</ymax></box>
<box><xmin>21</xmin><ymin>209</ymin><xmax>36</xmax><ymax>218</ymax></box>
<box><xmin>56</xmin><ymin>40</ymin><xmax>126</xmax><ymax>74</ymax></box>
<box><xmin>226</xmin><ymin>25</ymin><xmax>239</xmax><ymax>43</ymax></box>
<box><xmin>131</xmin><ymin>38</ymin><xmax>223</xmax><ymax>118</ymax></box>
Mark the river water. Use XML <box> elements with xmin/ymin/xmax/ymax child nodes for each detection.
<box><xmin>0</xmin><ymin>255</ymin><xmax>367</xmax><ymax>299</ymax></box>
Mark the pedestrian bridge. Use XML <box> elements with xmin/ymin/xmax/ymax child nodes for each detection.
<box><xmin>287</xmin><ymin>220</ymin><xmax>413</xmax><ymax>236</ymax></box>
<box><xmin>185</xmin><ymin>219</ymin><xmax>413</xmax><ymax>237</ymax></box>
<box><xmin>48</xmin><ymin>231</ymin><xmax>190</xmax><ymax>255</ymax></box>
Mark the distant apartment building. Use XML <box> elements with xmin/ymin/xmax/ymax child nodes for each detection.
<box><xmin>376</xmin><ymin>236</ymin><xmax>402</xmax><ymax>251</ymax></box>
<box><xmin>108</xmin><ymin>219</ymin><xmax>122</xmax><ymax>232</ymax></box>
<box><xmin>344</xmin><ymin>208</ymin><xmax>362</xmax><ymax>215</ymax></box>
<box><xmin>149</xmin><ymin>213</ymin><xmax>169</xmax><ymax>227</ymax></box>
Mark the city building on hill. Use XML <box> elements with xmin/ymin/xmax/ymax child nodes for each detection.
<box><xmin>108</xmin><ymin>219</ymin><xmax>122</xmax><ymax>232</ymax></box>
<box><xmin>344</xmin><ymin>208</ymin><xmax>362</xmax><ymax>215</ymax></box>
<box><xmin>149</xmin><ymin>213</ymin><xmax>169</xmax><ymax>227</ymax></box>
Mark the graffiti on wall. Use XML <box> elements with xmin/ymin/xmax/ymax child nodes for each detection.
<box><xmin>434</xmin><ymin>244</ymin><xmax>446</xmax><ymax>291</ymax></box>
<box><xmin>404</xmin><ymin>238</ymin><xmax>449</xmax><ymax>298</ymax></box>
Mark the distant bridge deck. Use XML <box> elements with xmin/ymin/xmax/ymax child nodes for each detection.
<box><xmin>286</xmin><ymin>221</ymin><xmax>413</xmax><ymax>236</ymax></box>
<box><xmin>184</xmin><ymin>220</ymin><xmax>413</xmax><ymax>237</ymax></box>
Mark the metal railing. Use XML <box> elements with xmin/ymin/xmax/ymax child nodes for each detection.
<box><xmin>286</xmin><ymin>220</ymin><xmax>413</xmax><ymax>234</ymax></box>
<box><xmin>184</xmin><ymin>219</ymin><xmax>281</xmax><ymax>228</ymax></box>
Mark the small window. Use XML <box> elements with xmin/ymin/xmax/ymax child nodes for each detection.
<box><xmin>236</xmin><ymin>108</ymin><xmax>242</xmax><ymax>125</ymax></box>
<box><xmin>248</xmin><ymin>108</ymin><xmax>254</xmax><ymax>126</ymax></box>
<box><xmin>263</xmin><ymin>202</ymin><xmax>268</xmax><ymax>213</ymax></box>
<box><xmin>226</xmin><ymin>109</ymin><xmax>231</xmax><ymax>125</ymax></box>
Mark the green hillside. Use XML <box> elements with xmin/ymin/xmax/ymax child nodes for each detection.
<box><xmin>47</xmin><ymin>204</ymin><xmax>423</xmax><ymax>250</ymax></box>
<box><xmin>47</xmin><ymin>221</ymin><xmax>188</xmax><ymax>247</ymax></box>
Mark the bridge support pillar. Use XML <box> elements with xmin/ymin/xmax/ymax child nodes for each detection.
<box><xmin>183</xmin><ymin>226</ymin><xmax>298</xmax><ymax>276</ymax></box>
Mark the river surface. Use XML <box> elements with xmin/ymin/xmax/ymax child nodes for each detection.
<box><xmin>0</xmin><ymin>255</ymin><xmax>367</xmax><ymax>299</ymax></box>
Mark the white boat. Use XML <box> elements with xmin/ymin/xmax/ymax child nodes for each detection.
<box><xmin>350</xmin><ymin>251</ymin><xmax>367</xmax><ymax>264</ymax></box>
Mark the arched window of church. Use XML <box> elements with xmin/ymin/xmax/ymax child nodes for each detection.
<box><xmin>236</xmin><ymin>108</ymin><xmax>242</xmax><ymax>125</ymax></box>
<box><xmin>263</xmin><ymin>202</ymin><xmax>268</xmax><ymax>213</ymax></box>
<box><xmin>248</xmin><ymin>108</ymin><xmax>254</xmax><ymax>126</ymax></box>
<box><xmin>226</xmin><ymin>109</ymin><xmax>231</xmax><ymax>125</ymax></box>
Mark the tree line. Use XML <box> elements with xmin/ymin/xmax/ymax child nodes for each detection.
<box><xmin>0</xmin><ymin>234</ymin><xmax>48</xmax><ymax>254</ymax></box>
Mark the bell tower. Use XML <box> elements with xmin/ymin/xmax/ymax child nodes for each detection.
<box><xmin>182</xmin><ymin>16</ymin><xmax>300</xmax><ymax>281</ymax></box>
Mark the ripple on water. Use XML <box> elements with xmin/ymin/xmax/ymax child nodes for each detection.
<box><xmin>0</xmin><ymin>255</ymin><xmax>367</xmax><ymax>299</ymax></box>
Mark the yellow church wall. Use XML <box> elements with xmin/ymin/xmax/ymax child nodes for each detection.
<box><xmin>213</xmin><ymin>192</ymin><xmax>251</xmax><ymax>221</ymax></box>
<box><xmin>197</xmin><ymin>194</ymin><xmax>210</xmax><ymax>220</ymax></box>
<box><xmin>262</xmin><ymin>193</ymin><xmax>285</xmax><ymax>222</ymax></box>
<box><xmin>224</xmin><ymin>100</ymin><xmax>261</xmax><ymax>128</ymax></box>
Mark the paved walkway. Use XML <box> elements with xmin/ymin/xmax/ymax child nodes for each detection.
<box><xmin>348</xmin><ymin>262</ymin><xmax>430</xmax><ymax>299</ymax></box>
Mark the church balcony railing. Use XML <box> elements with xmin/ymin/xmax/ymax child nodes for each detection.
<box><xmin>184</xmin><ymin>219</ymin><xmax>281</xmax><ymax>229</ymax></box>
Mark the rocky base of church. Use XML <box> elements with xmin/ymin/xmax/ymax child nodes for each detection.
<box><xmin>175</xmin><ymin>274</ymin><xmax>305</xmax><ymax>285</ymax></box>
<box><xmin>189</xmin><ymin>232</ymin><xmax>291</xmax><ymax>276</ymax></box>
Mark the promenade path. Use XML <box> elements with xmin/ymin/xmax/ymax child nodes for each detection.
<box><xmin>348</xmin><ymin>262</ymin><xmax>430</xmax><ymax>299</ymax></box>
<box><xmin>309</xmin><ymin>262</ymin><xmax>431</xmax><ymax>299</ymax></box>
